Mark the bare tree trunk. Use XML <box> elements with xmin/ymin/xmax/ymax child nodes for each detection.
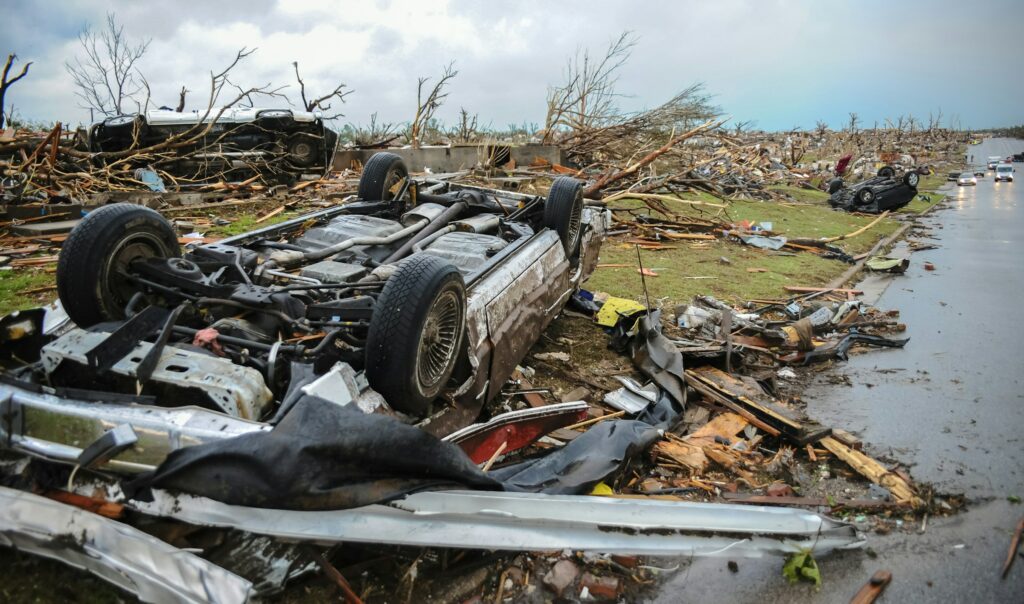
<box><xmin>0</xmin><ymin>54</ymin><xmax>32</xmax><ymax>129</ymax></box>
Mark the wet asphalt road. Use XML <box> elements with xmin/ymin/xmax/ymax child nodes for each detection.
<box><xmin>655</xmin><ymin>138</ymin><xmax>1024</xmax><ymax>603</ymax></box>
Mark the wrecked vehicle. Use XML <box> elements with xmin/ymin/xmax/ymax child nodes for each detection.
<box><xmin>0</xmin><ymin>153</ymin><xmax>867</xmax><ymax>601</ymax></box>
<box><xmin>828</xmin><ymin>165</ymin><xmax>920</xmax><ymax>213</ymax></box>
<box><xmin>2</xmin><ymin>152</ymin><xmax>606</xmax><ymax>443</ymax></box>
<box><xmin>88</xmin><ymin>107</ymin><xmax>339</xmax><ymax>179</ymax></box>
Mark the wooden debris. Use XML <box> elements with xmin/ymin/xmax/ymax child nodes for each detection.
<box><xmin>849</xmin><ymin>570</ymin><xmax>892</xmax><ymax>604</ymax></box>
<box><xmin>1002</xmin><ymin>517</ymin><xmax>1024</xmax><ymax>579</ymax></box>
<box><xmin>820</xmin><ymin>437</ymin><xmax>921</xmax><ymax>507</ymax></box>
<box><xmin>784</xmin><ymin>286</ymin><xmax>864</xmax><ymax>295</ymax></box>
<box><xmin>255</xmin><ymin>205</ymin><xmax>286</xmax><ymax>224</ymax></box>
<box><xmin>311</xmin><ymin>551</ymin><xmax>364</xmax><ymax>604</ymax></box>
<box><xmin>44</xmin><ymin>490</ymin><xmax>124</xmax><ymax>519</ymax></box>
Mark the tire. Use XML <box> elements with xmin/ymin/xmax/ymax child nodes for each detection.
<box><xmin>855</xmin><ymin>188</ymin><xmax>875</xmax><ymax>205</ymax></box>
<box><xmin>877</xmin><ymin>166</ymin><xmax>896</xmax><ymax>178</ymax></box>
<box><xmin>543</xmin><ymin>176</ymin><xmax>584</xmax><ymax>259</ymax></box>
<box><xmin>286</xmin><ymin>133</ymin><xmax>319</xmax><ymax>166</ymax></box>
<box><xmin>365</xmin><ymin>255</ymin><xmax>466</xmax><ymax>416</ymax></box>
<box><xmin>57</xmin><ymin>204</ymin><xmax>180</xmax><ymax>327</ymax></box>
<box><xmin>827</xmin><ymin>178</ymin><xmax>844</xmax><ymax>194</ymax></box>
<box><xmin>357</xmin><ymin>152</ymin><xmax>408</xmax><ymax>201</ymax></box>
<box><xmin>903</xmin><ymin>171</ymin><xmax>920</xmax><ymax>188</ymax></box>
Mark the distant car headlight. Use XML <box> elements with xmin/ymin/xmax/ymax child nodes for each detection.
<box><xmin>258</xmin><ymin>110</ymin><xmax>292</xmax><ymax>119</ymax></box>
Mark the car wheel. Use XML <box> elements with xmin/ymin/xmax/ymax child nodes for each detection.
<box><xmin>543</xmin><ymin>176</ymin><xmax>584</xmax><ymax>259</ymax></box>
<box><xmin>57</xmin><ymin>204</ymin><xmax>181</xmax><ymax>327</ymax></box>
<box><xmin>285</xmin><ymin>133</ymin><xmax>319</xmax><ymax>166</ymax></box>
<box><xmin>877</xmin><ymin>166</ymin><xmax>896</xmax><ymax>178</ymax></box>
<box><xmin>365</xmin><ymin>255</ymin><xmax>467</xmax><ymax>416</ymax></box>
<box><xmin>903</xmin><ymin>172</ymin><xmax>920</xmax><ymax>188</ymax></box>
<box><xmin>855</xmin><ymin>188</ymin><xmax>875</xmax><ymax>204</ymax></box>
<box><xmin>827</xmin><ymin>178</ymin><xmax>844</xmax><ymax>194</ymax></box>
<box><xmin>357</xmin><ymin>152</ymin><xmax>409</xmax><ymax>201</ymax></box>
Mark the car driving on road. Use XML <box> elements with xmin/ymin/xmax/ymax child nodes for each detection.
<box><xmin>994</xmin><ymin>163</ymin><xmax>1015</xmax><ymax>182</ymax></box>
<box><xmin>957</xmin><ymin>172</ymin><xmax>977</xmax><ymax>186</ymax></box>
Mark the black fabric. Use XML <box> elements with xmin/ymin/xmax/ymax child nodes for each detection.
<box><xmin>126</xmin><ymin>395</ymin><xmax>501</xmax><ymax>510</ymax></box>
<box><xmin>490</xmin><ymin>420</ymin><xmax>661</xmax><ymax>494</ymax></box>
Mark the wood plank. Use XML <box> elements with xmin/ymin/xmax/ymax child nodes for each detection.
<box><xmin>820</xmin><ymin>437</ymin><xmax>921</xmax><ymax>507</ymax></box>
<box><xmin>11</xmin><ymin>219</ymin><xmax>81</xmax><ymax>236</ymax></box>
<box><xmin>849</xmin><ymin>570</ymin><xmax>892</xmax><ymax>604</ymax></box>
<box><xmin>784</xmin><ymin>286</ymin><xmax>863</xmax><ymax>295</ymax></box>
<box><xmin>1002</xmin><ymin>517</ymin><xmax>1024</xmax><ymax>579</ymax></box>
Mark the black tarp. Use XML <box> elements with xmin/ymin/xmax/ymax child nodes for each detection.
<box><xmin>127</xmin><ymin>394</ymin><xmax>664</xmax><ymax>510</ymax></box>
<box><xmin>127</xmin><ymin>396</ymin><xmax>502</xmax><ymax>510</ymax></box>
<box><xmin>490</xmin><ymin>420</ymin><xmax>661</xmax><ymax>493</ymax></box>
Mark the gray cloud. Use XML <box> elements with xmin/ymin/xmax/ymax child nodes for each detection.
<box><xmin>4</xmin><ymin>0</ymin><xmax>1022</xmax><ymax>130</ymax></box>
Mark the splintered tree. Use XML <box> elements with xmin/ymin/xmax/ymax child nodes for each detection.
<box><xmin>409</xmin><ymin>62</ymin><xmax>458</xmax><ymax>148</ymax></box>
<box><xmin>292</xmin><ymin>61</ymin><xmax>351</xmax><ymax>117</ymax></box>
<box><xmin>542</xmin><ymin>31</ymin><xmax>637</xmax><ymax>143</ymax></box>
<box><xmin>65</xmin><ymin>13</ymin><xmax>151</xmax><ymax>117</ymax></box>
<box><xmin>449</xmin><ymin>107</ymin><xmax>478</xmax><ymax>143</ymax></box>
<box><xmin>1</xmin><ymin>53</ymin><xmax>32</xmax><ymax>128</ymax></box>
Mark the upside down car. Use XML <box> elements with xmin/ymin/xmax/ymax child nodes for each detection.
<box><xmin>0</xmin><ymin>152</ymin><xmax>865</xmax><ymax>602</ymax></box>
<box><xmin>828</xmin><ymin>165</ymin><xmax>920</xmax><ymax>213</ymax></box>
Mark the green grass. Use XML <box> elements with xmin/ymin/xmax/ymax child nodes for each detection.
<box><xmin>585</xmin><ymin>196</ymin><xmax>901</xmax><ymax>306</ymax></box>
<box><xmin>0</xmin><ymin>270</ymin><xmax>56</xmax><ymax>316</ymax></box>
<box><xmin>769</xmin><ymin>185</ymin><xmax>831</xmax><ymax>205</ymax></box>
<box><xmin>917</xmin><ymin>172</ymin><xmax>948</xmax><ymax>193</ymax></box>
<box><xmin>204</xmin><ymin>211</ymin><xmax>298</xmax><ymax>237</ymax></box>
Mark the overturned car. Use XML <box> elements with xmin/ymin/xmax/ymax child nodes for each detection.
<box><xmin>88</xmin><ymin>107</ymin><xmax>338</xmax><ymax>180</ymax></box>
<box><xmin>0</xmin><ymin>153</ymin><xmax>864</xmax><ymax>601</ymax></box>
<box><xmin>828</xmin><ymin>165</ymin><xmax>920</xmax><ymax>213</ymax></box>
<box><xmin>3</xmin><ymin>152</ymin><xmax>605</xmax><ymax>446</ymax></box>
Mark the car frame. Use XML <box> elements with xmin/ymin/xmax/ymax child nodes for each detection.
<box><xmin>0</xmin><ymin>152</ymin><xmax>608</xmax><ymax>471</ymax></box>
<box><xmin>828</xmin><ymin>165</ymin><xmax>920</xmax><ymax>213</ymax></box>
<box><xmin>88</xmin><ymin>107</ymin><xmax>339</xmax><ymax>180</ymax></box>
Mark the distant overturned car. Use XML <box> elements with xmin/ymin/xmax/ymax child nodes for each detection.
<box><xmin>89</xmin><ymin>107</ymin><xmax>338</xmax><ymax>180</ymax></box>
<box><xmin>828</xmin><ymin>166</ymin><xmax>919</xmax><ymax>213</ymax></box>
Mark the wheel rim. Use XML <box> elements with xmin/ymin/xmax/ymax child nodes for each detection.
<box><xmin>383</xmin><ymin>168</ymin><xmax>407</xmax><ymax>201</ymax></box>
<box><xmin>102</xmin><ymin>232</ymin><xmax>169</xmax><ymax>314</ymax></box>
<box><xmin>290</xmin><ymin>141</ymin><xmax>313</xmax><ymax>161</ymax></box>
<box><xmin>566</xmin><ymin>191</ymin><xmax>583</xmax><ymax>251</ymax></box>
<box><xmin>908</xmin><ymin>173</ymin><xmax>919</xmax><ymax>187</ymax></box>
<box><xmin>415</xmin><ymin>288</ymin><xmax>463</xmax><ymax>391</ymax></box>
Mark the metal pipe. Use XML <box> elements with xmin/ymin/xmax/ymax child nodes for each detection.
<box><xmin>382</xmin><ymin>201</ymin><xmax>467</xmax><ymax>264</ymax></box>
<box><xmin>264</xmin><ymin>217</ymin><xmax>430</xmax><ymax>271</ymax></box>
<box><xmin>412</xmin><ymin>225</ymin><xmax>456</xmax><ymax>253</ymax></box>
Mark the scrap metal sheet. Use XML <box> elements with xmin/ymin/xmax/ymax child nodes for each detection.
<box><xmin>133</xmin><ymin>489</ymin><xmax>864</xmax><ymax>557</ymax></box>
<box><xmin>0</xmin><ymin>486</ymin><xmax>252</xmax><ymax>604</ymax></box>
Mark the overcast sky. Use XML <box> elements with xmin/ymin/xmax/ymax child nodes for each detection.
<box><xmin>5</xmin><ymin>0</ymin><xmax>1023</xmax><ymax>131</ymax></box>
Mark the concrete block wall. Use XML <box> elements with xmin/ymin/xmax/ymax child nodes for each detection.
<box><xmin>332</xmin><ymin>144</ymin><xmax>567</xmax><ymax>173</ymax></box>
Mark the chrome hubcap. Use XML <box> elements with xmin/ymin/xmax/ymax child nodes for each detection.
<box><xmin>416</xmin><ymin>289</ymin><xmax>462</xmax><ymax>390</ymax></box>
